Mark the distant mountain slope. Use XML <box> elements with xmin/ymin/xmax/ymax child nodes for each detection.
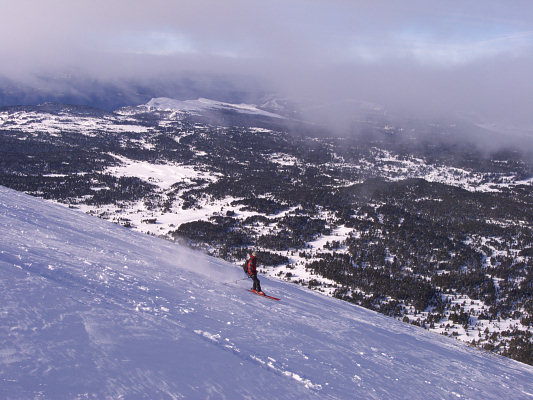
<box><xmin>1</xmin><ymin>185</ymin><xmax>533</xmax><ymax>399</ymax></box>
<box><xmin>145</xmin><ymin>97</ymin><xmax>284</xmax><ymax>119</ymax></box>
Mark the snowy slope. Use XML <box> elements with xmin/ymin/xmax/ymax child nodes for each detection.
<box><xmin>1</xmin><ymin>186</ymin><xmax>533</xmax><ymax>400</ymax></box>
<box><xmin>145</xmin><ymin>97</ymin><xmax>284</xmax><ymax>119</ymax></box>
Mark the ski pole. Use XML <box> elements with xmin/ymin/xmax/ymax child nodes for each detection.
<box><xmin>223</xmin><ymin>277</ymin><xmax>249</xmax><ymax>286</ymax></box>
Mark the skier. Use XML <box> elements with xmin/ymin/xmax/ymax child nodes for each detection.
<box><xmin>246</xmin><ymin>251</ymin><xmax>263</xmax><ymax>294</ymax></box>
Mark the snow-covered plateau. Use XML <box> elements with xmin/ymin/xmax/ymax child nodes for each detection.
<box><xmin>1</xmin><ymin>186</ymin><xmax>533</xmax><ymax>399</ymax></box>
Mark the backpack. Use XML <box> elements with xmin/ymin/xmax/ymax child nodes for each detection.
<box><xmin>242</xmin><ymin>259</ymin><xmax>249</xmax><ymax>275</ymax></box>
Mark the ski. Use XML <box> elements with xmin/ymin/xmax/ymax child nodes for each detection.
<box><xmin>248</xmin><ymin>289</ymin><xmax>280</xmax><ymax>301</ymax></box>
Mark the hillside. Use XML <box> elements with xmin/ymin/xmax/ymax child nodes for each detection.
<box><xmin>1</xmin><ymin>185</ymin><xmax>533</xmax><ymax>399</ymax></box>
<box><xmin>1</xmin><ymin>99</ymin><xmax>533</xmax><ymax>364</ymax></box>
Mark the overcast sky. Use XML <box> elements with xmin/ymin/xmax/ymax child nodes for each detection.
<box><xmin>1</xmin><ymin>1</ymin><xmax>533</xmax><ymax>136</ymax></box>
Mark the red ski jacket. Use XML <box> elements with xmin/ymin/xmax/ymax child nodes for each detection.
<box><xmin>247</xmin><ymin>255</ymin><xmax>257</xmax><ymax>275</ymax></box>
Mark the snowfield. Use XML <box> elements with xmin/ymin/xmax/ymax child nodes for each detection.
<box><xmin>0</xmin><ymin>110</ymin><xmax>151</xmax><ymax>136</ymax></box>
<box><xmin>105</xmin><ymin>153</ymin><xmax>221</xmax><ymax>190</ymax></box>
<box><xmin>1</xmin><ymin>185</ymin><xmax>533</xmax><ymax>400</ymax></box>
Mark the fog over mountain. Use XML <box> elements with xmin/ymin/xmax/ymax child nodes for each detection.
<box><xmin>1</xmin><ymin>1</ymin><xmax>533</xmax><ymax>142</ymax></box>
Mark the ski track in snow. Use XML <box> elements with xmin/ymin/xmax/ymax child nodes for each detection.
<box><xmin>1</xmin><ymin>186</ymin><xmax>533</xmax><ymax>399</ymax></box>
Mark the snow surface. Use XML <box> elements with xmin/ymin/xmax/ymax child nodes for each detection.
<box><xmin>1</xmin><ymin>186</ymin><xmax>533</xmax><ymax>399</ymax></box>
<box><xmin>105</xmin><ymin>153</ymin><xmax>220</xmax><ymax>190</ymax></box>
<box><xmin>0</xmin><ymin>110</ymin><xmax>150</xmax><ymax>136</ymax></box>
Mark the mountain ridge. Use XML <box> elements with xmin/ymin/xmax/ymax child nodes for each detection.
<box><xmin>144</xmin><ymin>97</ymin><xmax>285</xmax><ymax>119</ymax></box>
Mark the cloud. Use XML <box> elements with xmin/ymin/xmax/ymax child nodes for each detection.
<box><xmin>1</xmin><ymin>0</ymin><xmax>533</xmax><ymax>140</ymax></box>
